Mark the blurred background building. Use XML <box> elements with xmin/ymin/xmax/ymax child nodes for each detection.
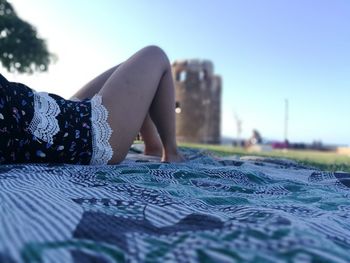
<box><xmin>172</xmin><ymin>59</ymin><xmax>221</xmax><ymax>144</ymax></box>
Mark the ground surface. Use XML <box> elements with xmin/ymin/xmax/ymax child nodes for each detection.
<box><xmin>180</xmin><ymin>143</ymin><xmax>350</xmax><ymax>172</ymax></box>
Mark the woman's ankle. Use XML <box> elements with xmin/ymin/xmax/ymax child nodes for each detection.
<box><xmin>144</xmin><ymin>145</ymin><xmax>162</xmax><ymax>157</ymax></box>
<box><xmin>161</xmin><ymin>147</ymin><xmax>185</xmax><ymax>163</ymax></box>
<box><xmin>143</xmin><ymin>139</ymin><xmax>163</xmax><ymax>157</ymax></box>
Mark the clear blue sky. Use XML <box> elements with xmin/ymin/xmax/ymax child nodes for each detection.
<box><xmin>7</xmin><ymin>0</ymin><xmax>350</xmax><ymax>145</ymax></box>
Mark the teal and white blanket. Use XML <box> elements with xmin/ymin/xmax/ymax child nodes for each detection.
<box><xmin>0</xmin><ymin>148</ymin><xmax>350</xmax><ymax>263</ymax></box>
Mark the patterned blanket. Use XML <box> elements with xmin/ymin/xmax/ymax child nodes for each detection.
<box><xmin>0</xmin><ymin>148</ymin><xmax>349</xmax><ymax>263</ymax></box>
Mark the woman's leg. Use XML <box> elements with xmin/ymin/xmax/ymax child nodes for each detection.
<box><xmin>70</xmin><ymin>63</ymin><xmax>163</xmax><ymax>157</ymax></box>
<box><xmin>139</xmin><ymin>114</ymin><xmax>162</xmax><ymax>156</ymax></box>
<box><xmin>96</xmin><ymin>45</ymin><xmax>182</xmax><ymax>164</ymax></box>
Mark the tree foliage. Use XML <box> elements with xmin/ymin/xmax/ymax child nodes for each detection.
<box><xmin>0</xmin><ymin>0</ymin><xmax>54</xmax><ymax>73</ymax></box>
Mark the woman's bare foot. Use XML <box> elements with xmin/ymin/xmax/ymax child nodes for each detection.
<box><xmin>161</xmin><ymin>149</ymin><xmax>185</xmax><ymax>163</ymax></box>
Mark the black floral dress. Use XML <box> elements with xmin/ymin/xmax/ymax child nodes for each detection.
<box><xmin>0</xmin><ymin>74</ymin><xmax>113</xmax><ymax>165</ymax></box>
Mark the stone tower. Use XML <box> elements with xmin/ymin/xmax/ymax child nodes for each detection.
<box><xmin>172</xmin><ymin>59</ymin><xmax>221</xmax><ymax>144</ymax></box>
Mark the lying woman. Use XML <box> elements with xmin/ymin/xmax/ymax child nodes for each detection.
<box><xmin>0</xmin><ymin>45</ymin><xmax>184</xmax><ymax>165</ymax></box>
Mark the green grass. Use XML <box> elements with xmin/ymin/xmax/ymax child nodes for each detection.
<box><xmin>179</xmin><ymin>143</ymin><xmax>350</xmax><ymax>172</ymax></box>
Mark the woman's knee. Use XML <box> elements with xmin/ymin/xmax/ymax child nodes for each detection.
<box><xmin>138</xmin><ymin>45</ymin><xmax>170</xmax><ymax>68</ymax></box>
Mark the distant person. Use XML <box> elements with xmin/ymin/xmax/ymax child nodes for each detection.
<box><xmin>0</xmin><ymin>46</ymin><xmax>184</xmax><ymax>165</ymax></box>
<box><xmin>245</xmin><ymin>129</ymin><xmax>263</xmax><ymax>147</ymax></box>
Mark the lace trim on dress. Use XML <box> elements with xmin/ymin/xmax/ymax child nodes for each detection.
<box><xmin>28</xmin><ymin>92</ymin><xmax>61</xmax><ymax>144</ymax></box>
<box><xmin>89</xmin><ymin>94</ymin><xmax>114</xmax><ymax>165</ymax></box>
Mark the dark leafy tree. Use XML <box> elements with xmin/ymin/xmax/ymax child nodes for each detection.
<box><xmin>0</xmin><ymin>0</ymin><xmax>54</xmax><ymax>73</ymax></box>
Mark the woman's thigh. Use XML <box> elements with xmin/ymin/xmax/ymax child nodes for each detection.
<box><xmin>98</xmin><ymin>46</ymin><xmax>170</xmax><ymax>164</ymax></box>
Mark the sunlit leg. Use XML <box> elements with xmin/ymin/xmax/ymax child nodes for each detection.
<box><xmin>70</xmin><ymin>63</ymin><xmax>163</xmax><ymax>157</ymax></box>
